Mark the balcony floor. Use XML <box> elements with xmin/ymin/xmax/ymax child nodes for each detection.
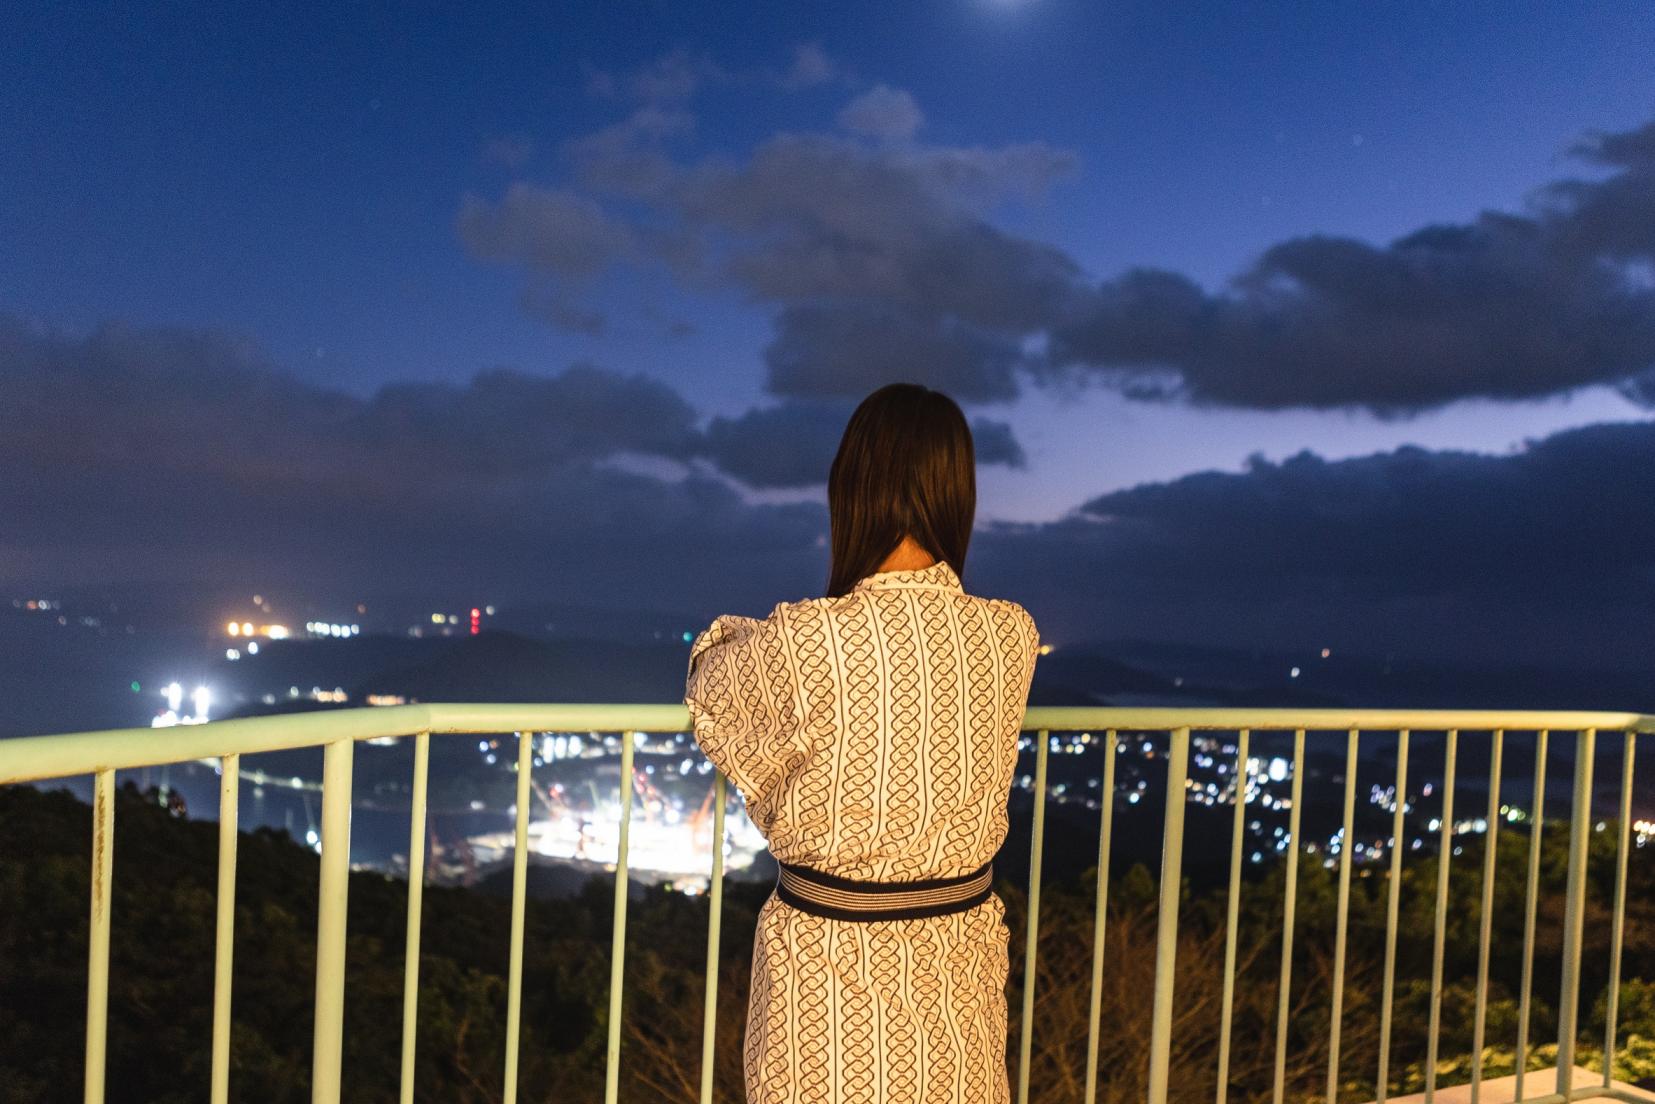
<box><xmin>1374</xmin><ymin>1068</ymin><xmax>1655</xmax><ymax>1104</ymax></box>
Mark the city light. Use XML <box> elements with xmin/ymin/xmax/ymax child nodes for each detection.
<box><xmin>305</xmin><ymin>621</ymin><xmax>361</xmax><ymax>637</ymax></box>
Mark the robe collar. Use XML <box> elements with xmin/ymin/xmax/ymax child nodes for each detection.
<box><xmin>851</xmin><ymin>560</ymin><xmax>963</xmax><ymax>593</ymax></box>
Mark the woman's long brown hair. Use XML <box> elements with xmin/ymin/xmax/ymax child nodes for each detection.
<box><xmin>825</xmin><ymin>383</ymin><xmax>976</xmax><ymax>598</ymax></box>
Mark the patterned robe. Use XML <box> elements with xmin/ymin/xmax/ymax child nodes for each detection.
<box><xmin>684</xmin><ymin>560</ymin><xmax>1041</xmax><ymax>1104</ymax></box>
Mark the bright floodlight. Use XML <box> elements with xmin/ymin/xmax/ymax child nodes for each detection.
<box><xmin>164</xmin><ymin>682</ymin><xmax>183</xmax><ymax>712</ymax></box>
<box><xmin>192</xmin><ymin>685</ymin><xmax>211</xmax><ymax>721</ymax></box>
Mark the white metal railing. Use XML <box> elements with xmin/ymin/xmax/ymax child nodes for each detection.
<box><xmin>0</xmin><ymin>704</ymin><xmax>1650</xmax><ymax>1104</ymax></box>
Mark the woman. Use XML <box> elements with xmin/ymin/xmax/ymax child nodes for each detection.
<box><xmin>684</xmin><ymin>383</ymin><xmax>1041</xmax><ymax>1104</ymax></box>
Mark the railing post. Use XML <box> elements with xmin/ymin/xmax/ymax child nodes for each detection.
<box><xmin>1083</xmin><ymin>730</ymin><xmax>1119</xmax><ymax>1104</ymax></box>
<box><xmin>1425</xmin><ymin>729</ymin><xmax>1458</xmax><ymax>1104</ymax></box>
<box><xmin>604</xmin><ymin>729</ymin><xmax>637</xmax><ymax>1104</ymax></box>
<box><xmin>311</xmin><ymin>738</ymin><xmax>355</xmax><ymax>1104</ymax></box>
<box><xmin>1216</xmin><ymin>729</ymin><xmax>1250</xmax><ymax>1104</ymax></box>
<box><xmin>1272</xmin><ymin>729</ymin><xmax>1306</xmax><ymax>1104</ymax></box>
<box><xmin>1555</xmin><ymin>728</ymin><xmax>1595</xmax><ymax>1098</ymax></box>
<box><xmin>699</xmin><ymin>771</ymin><xmax>727</xmax><ymax>1104</ymax></box>
<box><xmin>1603</xmin><ymin>731</ymin><xmax>1635</xmax><ymax>1087</ymax></box>
<box><xmin>1470</xmin><ymin>731</ymin><xmax>1502</xmax><ymax>1104</ymax></box>
<box><xmin>1147</xmin><ymin>727</ymin><xmax>1190</xmax><ymax>1104</ymax></box>
<box><xmin>211</xmin><ymin>754</ymin><xmax>240</xmax><ymax>1104</ymax></box>
<box><xmin>1515</xmin><ymin>730</ymin><xmax>1547</xmax><ymax>1104</ymax></box>
<box><xmin>504</xmin><ymin>731</ymin><xmax>533</xmax><ymax>1104</ymax></box>
<box><xmin>1015</xmin><ymin>729</ymin><xmax>1050</xmax><ymax>1104</ymax></box>
<box><xmin>398</xmin><ymin>732</ymin><xmax>430</xmax><ymax>1104</ymax></box>
<box><xmin>1326</xmin><ymin>729</ymin><xmax>1359</xmax><ymax>1104</ymax></box>
<box><xmin>84</xmin><ymin>768</ymin><xmax>115</xmax><ymax>1104</ymax></box>
<box><xmin>1376</xmin><ymin>730</ymin><xmax>1410</xmax><ymax>1104</ymax></box>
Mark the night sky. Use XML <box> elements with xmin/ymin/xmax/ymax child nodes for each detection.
<box><xmin>4</xmin><ymin>2</ymin><xmax>1655</xmax><ymax>667</ymax></box>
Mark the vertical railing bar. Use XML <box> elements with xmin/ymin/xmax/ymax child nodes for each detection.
<box><xmin>311</xmin><ymin>739</ymin><xmax>355</xmax><ymax>1104</ymax></box>
<box><xmin>397</xmin><ymin>731</ymin><xmax>430</xmax><ymax>1104</ymax></box>
<box><xmin>699</xmin><ymin>771</ymin><xmax>728</xmax><ymax>1104</ymax></box>
<box><xmin>1083</xmin><ymin>729</ymin><xmax>1119</xmax><ymax>1104</ymax></box>
<box><xmin>1603</xmin><ymin>731</ymin><xmax>1635</xmax><ymax>1087</ymax></box>
<box><xmin>1516</xmin><ymin>729</ymin><xmax>1548</xmax><ymax>1104</ymax></box>
<box><xmin>1425</xmin><ymin>729</ymin><xmax>1459</xmax><ymax>1104</ymax></box>
<box><xmin>1147</xmin><ymin>726</ymin><xmax>1191</xmax><ymax>1104</ymax></box>
<box><xmin>1216</xmin><ymin>729</ymin><xmax>1251</xmax><ymax>1104</ymax></box>
<box><xmin>210</xmin><ymin>754</ymin><xmax>240</xmax><ymax>1104</ymax></box>
<box><xmin>1271</xmin><ymin>728</ymin><xmax>1307</xmax><ymax>1104</ymax></box>
<box><xmin>1326</xmin><ymin>729</ymin><xmax>1360</xmax><ymax>1104</ymax></box>
<box><xmin>84</xmin><ymin>767</ymin><xmax>115</xmax><ymax>1104</ymax></box>
<box><xmin>604</xmin><ymin>729</ymin><xmax>637</xmax><ymax>1104</ymax></box>
<box><xmin>1376</xmin><ymin>729</ymin><xmax>1410</xmax><ymax>1104</ymax></box>
<box><xmin>1555</xmin><ymin>728</ymin><xmax>1596</xmax><ymax>1099</ymax></box>
<box><xmin>503</xmin><ymin>731</ymin><xmax>533</xmax><ymax>1104</ymax></box>
<box><xmin>1471</xmin><ymin>730</ymin><xmax>1504</xmax><ymax>1104</ymax></box>
<box><xmin>1015</xmin><ymin>728</ymin><xmax>1051</xmax><ymax>1104</ymax></box>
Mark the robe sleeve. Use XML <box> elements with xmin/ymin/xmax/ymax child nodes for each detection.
<box><xmin>683</xmin><ymin>603</ymin><xmax>798</xmax><ymax>830</ymax></box>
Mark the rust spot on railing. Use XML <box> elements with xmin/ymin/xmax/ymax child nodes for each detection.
<box><xmin>92</xmin><ymin>777</ymin><xmax>108</xmax><ymax>910</ymax></box>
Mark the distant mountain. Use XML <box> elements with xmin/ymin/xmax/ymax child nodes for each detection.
<box><xmin>354</xmin><ymin>630</ymin><xmax>687</xmax><ymax>703</ymax></box>
<box><xmin>488</xmin><ymin>599</ymin><xmax>715</xmax><ymax>646</ymax></box>
<box><xmin>4</xmin><ymin>609</ymin><xmax>1651</xmax><ymax>742</ymax></box>
<box><xmin>1083</xmin><ymin>637</ymin><xmax>1655</xmax><ymax>711</ymax></box>
<box><xmin>1029</xmin><ymin>647</ymin><xmax>1348</xmax><ymax>708</ymax></box>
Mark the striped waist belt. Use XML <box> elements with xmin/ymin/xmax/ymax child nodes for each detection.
<box><xmin>774</xmin><ymin>859</ymin><xmax>994</xmax><ymax>922</ymax></box>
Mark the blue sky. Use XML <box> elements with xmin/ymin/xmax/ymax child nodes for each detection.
<box><xmin>4</xmin><ymin>2</ymin><xmax>1655</xmax><ymax>660</ymax></box>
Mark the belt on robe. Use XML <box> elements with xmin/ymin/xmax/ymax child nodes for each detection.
<box><xmin>774</xmin><ymin>859</ymin><xmax>994</xmax><ymax>922</ymax></box>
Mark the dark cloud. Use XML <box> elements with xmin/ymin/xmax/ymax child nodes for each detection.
<box><xmin>471</xmin><ymin>94</ymin><xmax>1655</xmax><ymax>416</ymax></box>
<box><xmin>457</xmin><ymin>184</ymin><xmax>635</xmax><ymax>279</ymax></box>
<box><xmin>481</xmin><ymin>135</ymin><xmax>534</xmax><ymax>168</ymax></box>
<box><xmin>0</xmin><ymin>317</ymin><xmax>819</xmax><ymax>609</ymax></box>
<box><xmin>1049</xmin><ymin>118</ymin><xmax>1655</xmax><ymax>414</ymax></box>
<box><xmin>1553</xmin><ymin>118</ymin><xmax>1655</xmax><ymax>259</ymax></box>
<box><xmin>565</xmin><ymin>106</ymin><xmax>698</xmax><ymax>201</ymax></box>
<box><xmin>778</xmin><ymin>43</ymin><xmax>839</xmax><ymax>91</ymax></box>
<box><xmin>0</xmin><ymin>316</ymin><xmax>703</xmax><ymax>494</ymax></box>
<box><xmin>963</xmin><ymin>417</ymin><xmax>1655</xmax><ymax>667</ymax></box>
<box><xmin>670</xmin><ymin>133</ymin><xmax>1081</xmax><ymax>332</ymax></box>
<box><xmin>583</xmin><ymin>43</ymin><xmax>851</xmax><ymax>105</ymax></box>
<box><xmin>518</xmin><ymin>283</ymin><xmax>608</xmax><ymax>336</ymax></box>
<box><xmin>582</xmin><ymin>48</ymin><xmax>727</xmax><ymax>104</ymax></box>
<box><xmin>6</xmin><ymin>315</ymin><xmax>1654</xmax><ymax>667</ymax></box>
<box><xmin>1073</xmin><ymin>425</ymin><xmax>1655</xmax><ymax>599</ymax></box>
<box><xmin>763</xmin><ymin>302</ymin><xmax>1027</xmax><ymax>403</ymax></box>
<box><xmin>968</xmin><ymin>418</ymin><xmax>1026</xmax><ymax>469</ymax></box>
<box><xmin>475</xmin><ymin>97</ymin><xmax>1081</xmax><ymax>399</ymax></box>
<box><xmin>698</xmin><ymin>399</ymin><xmax>1026</xmax><ymax>489</ymax></box>
<box><xmin>352</xmin><ymin>363</ymin><xmax>702</xmax><ymax>472</ymax></box>
<box><xmin>837</xmin><ymin>85</ymin><xmax>924</xmax><ymax>141</ymax></box>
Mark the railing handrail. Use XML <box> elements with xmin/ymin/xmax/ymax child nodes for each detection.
<box><xmin>3</xmin><ymin>701</ymin><xmax>1653</xmax><ymax>786</ymax></box>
